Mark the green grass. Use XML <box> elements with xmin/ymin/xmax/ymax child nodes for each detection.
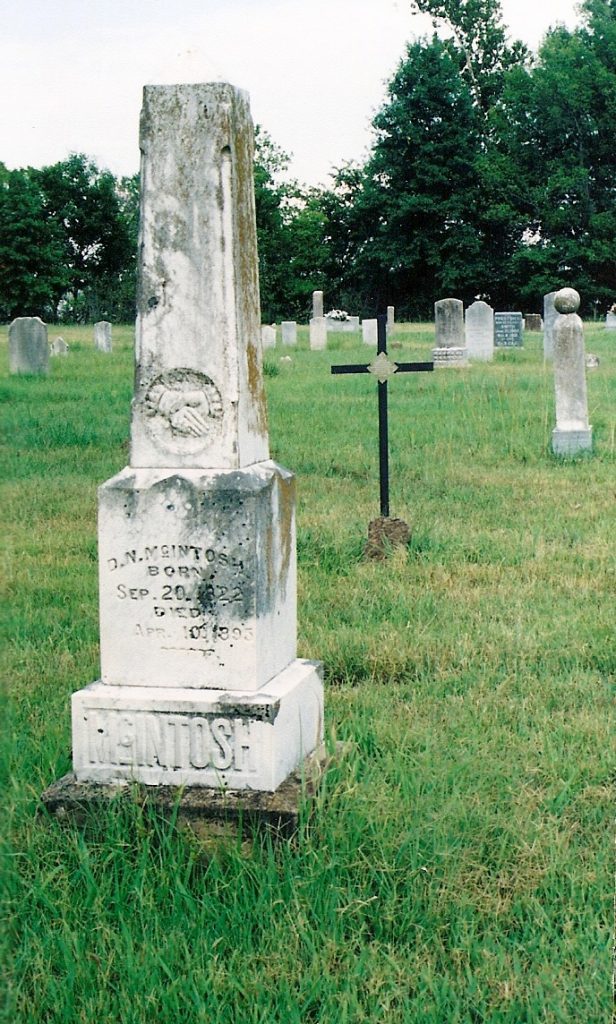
<box><xmin>1</xmin><ymin>321</ymin><xmax>614</xmax><ymax>1023</ymax></box>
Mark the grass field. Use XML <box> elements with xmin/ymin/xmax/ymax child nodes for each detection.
<box><xmin>1</xmin><ymin>321</ymin><xmax>614</xmax><ymax>1023</ymax></box>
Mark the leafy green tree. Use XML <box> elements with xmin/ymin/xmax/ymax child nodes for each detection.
<box><xmin>408</xmin><ymin>0</ymin><xmax>527</xmax><ymax>114</ymax></box>
<box><xmin>32</xmin><ymin>154</ymin><xmax>134</xmax><ymax>321</ymax></box>
<box><xmin>0</xmin><ymin>168</ymin><xmax>68</xmax><ymax>321</ymax></box>
<box><xmin>321</xmin><ymin>37</ymin><xmax>486</xmax><ymax>318</ymax></box>
<box><xmin>491</xmin><ymin>0</ymin><xmax>616</xmax><ymax>311</ymax></box>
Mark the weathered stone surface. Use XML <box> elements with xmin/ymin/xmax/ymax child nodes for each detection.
<box><xmin>494</xmin><ymin>312</ymin><xmax>523</xmax><ymax>347</ymax></box>
<box><xmin>551</xmin><ymin>288</ymin><xmax>592</xmax><ymax>456</ymax></box>
<box><xmin>309</xmin><ymin>318</ymin><xmax>327</xmax><ymax>350</ymax></box>
<box><xmin>94</xmin><ymin>321</ymin><xmax>112</xmax><ymax>352</ymax></box>
<box><xmin>51</xmin><ymin>337</ymin><xmax>69</xmax><ymax>356</ymax></box>
<box><xmin>364</xmin><ymin>517</ymin><xmax>410</xmax><ymax>560</ymax></box>
<box><xmin>312</xmin><ymin>291</ymin><xmax>324</xmax><ymax>319</ymax></box>
<box><xmin>465</xmin><ymin>300</ymin><xmax>494</xmax><ymax>361</ymax></box>
<box><xmin>362</xmin><ymin>319</ymin><xmax>377</xmax><ymax>345</ymax></box>
<box><xmin>433</xmin><ymin>298</ymin><xmax>467</xmax><ymax>366</ymax></box>
<box><xmin>281</xmin><ymin>321</ymin><xmax>297</xmax><ymax>346</ymax></box>
<box><xmin>64</xmin><ymin>82</ymin><xmax>325</xmax><ymax>802</ymax></box>
<box><xmin>98</xmin><ymin>462</ymin><xmax>296</xmax><ymax>691</ymax></box>
<box><xmin>130</xmin><ymin>83</ymin><xmax>268</xmax><ymax>471</ymax></box>
<box><xmin>543</xmin><ymin>291</ymin><xmax>558</xmax><ymax>359</ymax></box>
<box><xmin>261</xmin><ymin>325</ymin><xmax>276</xmax><ymax>349</ymax></box>
<box><xmin>387</xmin><ymin>306</ymin><xmax>395</xmax><ymax>329</ymax></box>
<box><xmin>605</xmin><ymin>312</ymin><xmax>616</xmax><ymax>329</ymax></box>
<box><xmin>41</xmin><ymin>744</ymin><xmax>337</xmax><ymax>839</ymax></box>
<box><xmin>71</xmin><ymin>659</ymin><xmax>323</xmax><ymax>792</ymax></box>
<box><xmin>9</xmin><ymin>317</ymin><xmax>49</xmax><ymax>375</ymax></box>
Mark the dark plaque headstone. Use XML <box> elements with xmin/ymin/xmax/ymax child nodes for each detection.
<box><xmin>494</xmin><ymin>312</ymin><xmax>524</xmax><ymax>347</ymax></box>
<box><xmin>524</xmin><ymin>314</ymin><xmax>542</xmax><ymax>332</ymax></box>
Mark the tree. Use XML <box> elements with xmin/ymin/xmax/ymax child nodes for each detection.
<box><xmin>408</xmin><ymin>0</ymin><xmax>527</xmax><ymax>114</ymax></box>
<box><xmin>32</xmin><ymin>154</ymin><xmax>134</xmax><ymax>321</ymax></box>
<box><xmin>491</xmin><ymin>1</ymin><xmax>616</xmax><ymax>311</ymax></box>
<box><xmin>0</xmin><ymin>168</ymin><xmax>68</xmax><ymax>321</ymax></box>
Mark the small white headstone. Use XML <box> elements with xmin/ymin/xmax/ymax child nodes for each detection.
<box><xmin>387</xmin><ymin>306</ymin><xmax>395</xmax><ymax>329</ymax></box>
<box><xmin>94</xmin><ymin>321</ymin><xmax>112</xmax><ymax>352</ymax></box>
<box><xmin>9</xmin><ymin>317</ymin><xmax>49</xmax><ymax>375</ymax></box>
<box><xmin>362</xmin><ymin>319</ymin><xmax>378</xmax><ymax>345</ymax></box>
<box><xmin>605</xmin><ymin>312</ymin><xmax>616</xmax><ymax>330</ymax></box>
<box><xmin>551</xmin><ymin>288</ymin><xmax>592</xmax><ymax>456</ymax></box>
<box><xmin>309</xmin><ymin>318</ymin><xmax>327</xmax><ymax>350</ymax></box>
<box><xmin>261</xmin><ymin>324</ymin><xmax>276</xmax><ymax>349</ymax></box>
<box><xmin>465</xmin><ymin>300</ymin><xmax>494</xmax><ymax>361</ymax></box>
<box><xmin>50</xmin><ymin>337</ymin><xmax>69</xmax><ymax>357</ymax></box>
<box><xmin>281</xmin><ymin>321</ymin><xmax>297</xmax><ymax>346</ymax></box>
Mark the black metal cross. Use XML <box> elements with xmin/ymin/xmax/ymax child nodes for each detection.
<box><xmin>331</xmin><ymin>314</ymin><xmax>433</xmax><ymax>518</ymax></box>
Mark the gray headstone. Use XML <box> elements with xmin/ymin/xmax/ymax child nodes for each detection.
<box><xmin>387</xmin><ymin>306</ymin><xmax>395</xmax><ymax>329</ymax></box>
<box><xmin>433</xmin><ymin>298</ymin><xmax>467</xmax><ymax>366</ymax></box>
<box><xmin>94</xmin><ymin>321</ymin><xmax>112</xmax><ymax>352</ymax></box>
<box><xmin>362</xmin><ymin>319</ymin><xmax>377</xmax><ymax>345</ymax></box>
<box><xmin>50</xmin><ymin>336</ymin><xmax>69</xmax><ymax>356</ymax></box>
<box><xmin>551</xmin><ymin>288</ymin><xmax>592</xmax><ymax>455</ymax></box>
<box><xmin>312</xmin><ymin>291</ymin><xmax>324</xmax><ymax>319</ymax></box>
<box><xmin>543</xmin><ymin>292</ymin><xmax>558</xmax><ymax>359</ymax></box>
<box><xmin>9</xmin><ymin>317</ymin><xmax>49</xmax><ymax>375</ymax></box>
<box><xmin>494</xmin><ymin>312</ymin><xmax>523</xmax><ymax>347</ymax></box>
<box><xmin>605</xmin><ymin>312</ymin><xmax>616</xmax><ymax>330</ymax></box>
<box><xmin>465</xmin><ymin>300</ymin><xmax>494</xmax><ymax>361</ymax></box>
<box><xmin>71</xmin><ymin>82</ymin><xmax>324</xmax><ymax>795</ymax></box>
<box><xmin>281</xmin><ymin>321</ymin><xmax>297</xmax><ymax>346</ymax></box>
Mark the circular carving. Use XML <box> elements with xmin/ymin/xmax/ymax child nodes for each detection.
<box><xmin>143</xmin><ymin>368</ymin><xmax>223</xmax><ymax>454</ymax></box>
<box><xmin>554</xmin><ymin>288</ymin><xmax>580</xmax><ymax>314</ymax></box>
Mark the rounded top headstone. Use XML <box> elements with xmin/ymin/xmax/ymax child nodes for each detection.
<box><xmin>554</xmin><ymin>288</ymin><xmax>580</xmax><ymax>314</ymax></box>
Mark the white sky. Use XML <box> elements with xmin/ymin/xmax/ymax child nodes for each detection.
<box><xmin>0</xmin><ymin>0</ymin><xmax>581</xmax><ymax>187</ymax></box>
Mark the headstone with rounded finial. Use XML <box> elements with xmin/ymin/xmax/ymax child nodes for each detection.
<box><xmin>551</xmin><ymin>288</ymin><xmax>592</xmax><ymax>456</ymax></box>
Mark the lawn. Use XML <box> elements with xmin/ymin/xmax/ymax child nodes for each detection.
<box><xmin>1</xmin><ymin>320</ymin><xmax>614</xmax><ymax>1023</ymax></box>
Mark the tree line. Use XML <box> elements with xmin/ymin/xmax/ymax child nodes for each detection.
<box><xmin>1</xmin><ymin>0</ymin><xmax>614</xmax><ymax>324</ymax></box>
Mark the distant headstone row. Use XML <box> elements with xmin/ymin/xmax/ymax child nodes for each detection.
<box><xmin>8</xmin><ymin>318</ymin><xmax>113</xmax><ymax>374</ymax></box>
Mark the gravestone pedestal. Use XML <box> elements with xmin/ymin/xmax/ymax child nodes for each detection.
<box><xmin>63</xmin><ymin>83</ymin><xmax>324</xmax><ymax>811</ymax></box>
<box><xmin>551</xmin><ymin>288</ymin><xmax>592</xmax><ymax>457</ymax></box>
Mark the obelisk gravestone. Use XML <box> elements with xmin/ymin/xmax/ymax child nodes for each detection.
<box><xmin>71</xmin><ymin>83</ymin><xmax>324</xmax><ymax>793</ymax></box>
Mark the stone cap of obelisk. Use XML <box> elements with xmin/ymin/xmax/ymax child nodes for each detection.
<box><xmin>130</xmin><ymin>83</ymin><xmax>269</xmax><ymax>470</ymax></box>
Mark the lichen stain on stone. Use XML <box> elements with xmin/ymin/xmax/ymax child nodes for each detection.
<box><xmin>246</xmin><ymin>339</ymin><xmax>268</xmax><ymax>437</ymax></box>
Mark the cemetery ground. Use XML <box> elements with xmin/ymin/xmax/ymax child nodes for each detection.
<box><xmin>2</xmin><ymin>322</ymin><xmax>613</xmax><ymax>1023</ymax></box>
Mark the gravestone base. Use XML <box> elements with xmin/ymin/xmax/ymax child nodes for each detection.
<box><xmin>432</xmin><ymin>346</ymin><xmax>468</xmax><ymax>367</ymax></box>
<box><xmin>41</xmin><ymin>743</ymin><xmax>335</xmax><ymax>840</ymax></box>
<box><xmin>364</xmin><ymin>516</ymin><xmax>410</xmax><ymax>560</ymax></box>
<box><xmin>551</xmin><ymin>427</ymin><xmax>593</xmax><ymax>456</ymax></box>
<box><xmin>71</xmin><ymin>659</ymin><xmax>324</xmax><ymax>793</ymax></box>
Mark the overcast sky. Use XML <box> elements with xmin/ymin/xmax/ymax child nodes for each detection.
<box><xmin>1</xmin><ymin>0</ymin><xmax>581</xmax><ymax>187</ymax></box>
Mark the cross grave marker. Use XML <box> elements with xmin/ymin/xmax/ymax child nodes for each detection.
<box><xmin>331</xmin><ymin>314</ymin><xmax>433</xmax><ymax>555</ymax></box>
